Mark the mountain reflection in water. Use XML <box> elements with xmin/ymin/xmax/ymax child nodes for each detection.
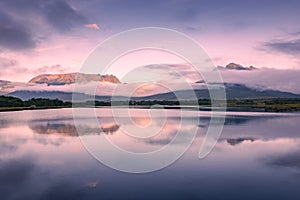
<box><xmin>29</xmin><ymin>123</ymin><xmax>120</xmax><ymax>136</ymax></box>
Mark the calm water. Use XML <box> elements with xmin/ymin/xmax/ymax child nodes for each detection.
<box><xmin>1</xmin><ymin>108</ymin><xmax>300</xmax><ymax>200</ymax></box>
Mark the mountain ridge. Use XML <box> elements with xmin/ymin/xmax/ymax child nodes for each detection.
<box><xmin>29</xmin><ymin>72</ymin><xmax>120</xmax><ymax>85</ymax></box>
<box><xmin>217</xmin><ymin>63</ymin><xmax>258</xmax><ymax>71</ymax></box>
<box><xmin>7</xmin><ymin>83</ymin><xmax>300</xmax><ymax>101</ymax></box>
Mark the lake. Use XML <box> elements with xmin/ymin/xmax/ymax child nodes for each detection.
<box><xmin>1</xmin><ymin>108</ymin><xmax>300</xmax><ymax>200</ymax></box>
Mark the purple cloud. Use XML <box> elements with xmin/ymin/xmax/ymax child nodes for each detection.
<box><xmin>264</xmin><ymin>39</ymin><xmax>300</xmax><ymax>55</ymax></box>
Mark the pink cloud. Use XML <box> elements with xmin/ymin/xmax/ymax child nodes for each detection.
<box><xmin>84</xmin><ymin>23</ymin><xmax>100</xmax><ymax>30</ymax></box>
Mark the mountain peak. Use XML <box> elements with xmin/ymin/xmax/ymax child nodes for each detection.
<box><xmin>29</xmin><ymin>73</ymin><xmax>120</xmax><ymax>85</ymax></box>
<box><xmin>225</xmin><ymin>63</ymin><xmax>257</xmax><ymax>71</ymax></box>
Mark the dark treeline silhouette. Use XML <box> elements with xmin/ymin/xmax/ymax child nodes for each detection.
<box><xmin>1</xmin><ymin>95</ymin><xmax>300</xmax><ymax>112</ymax></box>
<box><xmin>0</xmin><ymin>96</ymin><xmax>71</xmax><ymax>107</ymax></box>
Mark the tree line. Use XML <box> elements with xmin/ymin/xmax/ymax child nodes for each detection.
<box><xmin>1</xmin><ymin>95</ymin><xmax>300</xmax><ymax>112</ymax></box>
<box><xmin>0</xmin><ymin>96</ymin><xmax>71</xmax><ymax>107</ymax></box>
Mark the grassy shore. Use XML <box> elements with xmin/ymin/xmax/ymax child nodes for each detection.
<box><xmin>1</xmin><ymin>103</ymin><xmax>300</xmax><ymax>113</ymax></box>
<box><xmin>226</xmin><ymin>99</ymin><xmax>300</xmax><ymax>112</ymax></box>
<box><xmin>0</xmin><ymin>106</ymin><xmax>71</xmax><ymax>112</ymax></box>
<box><xmin>1</xmin><ymin>96</ymin><xmax>300</xmax><ymax>113</ymax></box>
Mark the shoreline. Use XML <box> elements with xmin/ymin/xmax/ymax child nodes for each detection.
<box><xmin>0</xmin><ymin>106</ymin><xmax>71</xmax><ymax>112</ymax></box>
<box><xmin>1</xmin><ymin>105</ymin><xmax>299</xmax><ymax>113</ymax></box>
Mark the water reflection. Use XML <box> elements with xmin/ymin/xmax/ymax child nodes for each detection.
<box><xmin>0</xmin><ymin>108</ymin><xmax>300</xmax><ymax>200</ymax></box>
<box><xmin>30</xmin><ymin>123</ymin><xmax>79</xmax><ymax>136</ymax></box>
<box><xmin>0</xmin><ymin>158</ymin><xmax>35</xmax><ymax>199</ymax></box>
<box><xmin>0</xmin><ymin>119</ymin><xmax>9</xmax><ymax>128</ymax></box>
<box><xmin>29</xmin><ymin>122</ymin><xmax>120</xmax><ymax>136</ymax></box>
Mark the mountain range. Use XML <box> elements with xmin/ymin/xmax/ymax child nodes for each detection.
<box><xmin>1</xmin><ymin>63</ymin><xmax>300</xmax><ymax>101</ymax></box>
<box><xmin>7</xmin><ymin>83</ymin><xmax>300</xmax><ymax>101</ymax></box>
<box><xmin>217</xmin><ymin>63</ymin><xmax>257</xmax><ymax>71</ymax></box>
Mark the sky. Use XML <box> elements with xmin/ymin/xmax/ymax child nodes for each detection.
<box><xmin>1</xmin><ymin>0</ymin><xmax>300</xmax><ymax>82</ymax></box>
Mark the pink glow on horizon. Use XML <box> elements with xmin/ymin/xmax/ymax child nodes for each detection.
<box><xmin>1</xmin><ymin>29</ymin><xmax>300</xmax><ymax>83</ymax></box>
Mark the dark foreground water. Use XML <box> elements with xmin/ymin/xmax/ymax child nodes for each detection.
<box><xmin>1</xmin><ymin>108</ymin><xmax>300</xmax><ymax>200</ymax></box>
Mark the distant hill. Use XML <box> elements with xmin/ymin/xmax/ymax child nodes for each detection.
<box><xmin>0</xmin><ymin>80</ymin><xmax>11</xmax><ymax>85</ymax></box>
<box><xmin>135</xmin><ymin>83</ymin><xmax>300</xmax><ymax>100</ymax></box>
<box><xmin>29</xmin><ymin>72</ymin><xmax>120</xmax><ymax>85</ymax></box>
<box><xmin>7</xmin><ymin>90</ymin><xmax>111</xmax><ymax>101</ymax></box>
<box><xmin>7</xmin><ymin>83</ymin><xmax>300</xmax><ymax>101</ymax></box>
<box><xmin>6</xmin><ymin>90</ymin><xmax>131</xmax><ymax>102</ymax></box>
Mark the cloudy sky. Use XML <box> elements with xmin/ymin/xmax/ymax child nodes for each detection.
<box><xmin>1</xmin><ymin>0</ymin><xmax>300</xmax><ymax>82</ymax></box>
